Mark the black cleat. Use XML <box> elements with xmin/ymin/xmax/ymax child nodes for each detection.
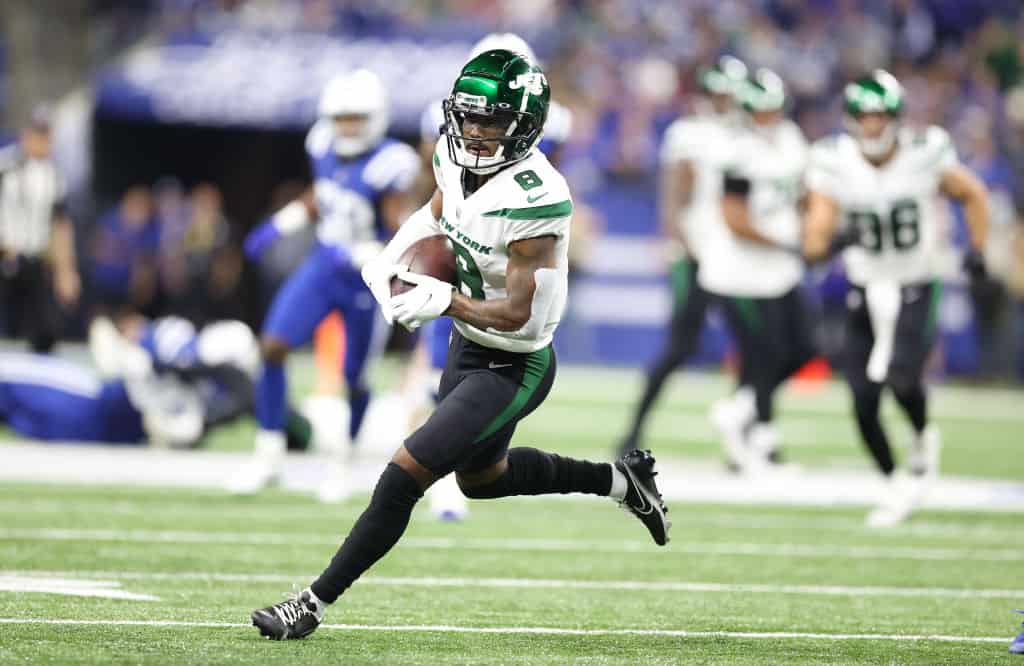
<box><xmin>251</xmin><ymin>589</ymin><xmax>322</xmax><ymax>640</ymax></box>
<box><xmin>615</xmin><ymin>449</ymin><xmax>671</xmax><ymax>546</ymax></box>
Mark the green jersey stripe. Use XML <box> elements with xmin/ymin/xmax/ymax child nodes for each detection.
<box><xmin>482</xmin><ymin>200</ymin><xmax>573</xmax><ymax>220</ymax></box>
<box><xmin>474</xmin><ymin>346</ymin><xmax>552</xmax><ymax>443</ymax></box>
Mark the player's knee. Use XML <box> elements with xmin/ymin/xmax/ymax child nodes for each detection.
<box><xmin>887</xmin><ymin>372</ymin><xmax>921</xmax><ymax>399</ymax></box>
<box><xmin>260</xmin><ymin>336</ymin><xmax>289</xmax><ymax>363</ymax></box>
<box><xmin>456</xmin><ymin>458</ymin><xmax>509</xmax><ymax>499</ymax></box>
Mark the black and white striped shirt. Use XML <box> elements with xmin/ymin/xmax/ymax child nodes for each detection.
<box><xmin>0</xmin><ymin>145</ymin><xmax>66</xmax><ymax>257</ymax></box>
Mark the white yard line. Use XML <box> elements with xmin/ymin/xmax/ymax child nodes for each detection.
<box><xmin>2</xmin><ymin>569</ymin><xmax>1022</xmax><ymax>600</ymax></box>
<box><xmin>0</xmin><ymin>617</ymin><xmax>1008</xmax><ymax>643</ymax></box>
<box><xmin>1</xmin><ymin>527</ymin><xmax>1023</xmax><ymax>562</ymax></box>
<box><xmin>2</xmin><ymin>499</ymin><xmax>1021</xmax><ymax>544</ymax></box>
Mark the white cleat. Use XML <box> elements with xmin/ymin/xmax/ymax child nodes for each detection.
<box><xmin>226</xmin><ymin>457</ymin><xmax>281</xmax><ymax>495</ymax></box>
<box><xmin>710</xmin><ymin>396</ymin><xmax>751</xmax><ymax>473</ymax></box>
<box><xmin>865</xmin><ymin>472</ymin><xmax>925</xmax><ymax>528</ymax></box>
<box><xmin>226</xmin><ymin>430</ymin><xmax>286</xmax><ymax>495</ymax></box>
<box><xmin>317</xmin><ymin>455</ymin><xmax>354</xmax><ymax>504</ymax></box>
<box><xmin>428</xmin><ymin>474</ymin><xmax>469</xmax><ymax>522</ymax></box>
<box><xmin>907</xmin><ymin>424</ymin><xmax>941</xmax><ymax>479</ymax></box>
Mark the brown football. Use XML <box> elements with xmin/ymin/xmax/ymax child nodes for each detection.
<box><xmin>390</xmin><ymin>235</ymin><xmax>458</xmax><ymax>296</ymax></box>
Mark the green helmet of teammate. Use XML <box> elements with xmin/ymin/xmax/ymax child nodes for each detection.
<box><xmin>843</xmin><ymin>70</ymin><xmax>904</xmax><ymax>117</ymax></box>
<box><xmin>738</xmin><ymin>68</ymin><xmax>786</xmax><ymax>113</ymax></box>
<box><xmin>699</xmin><ymin>55</ymin><xmax>748</xmax><ymax>97</ymax></box>
<box><xmin>442</xmin><ymin>49</ymin><xmax>550</xmax><ymax>174</ymax></box>
<box><xmin>843</xmin><ymin>70</ymin><xmax>904</xmax><ymax>158</ymax></box>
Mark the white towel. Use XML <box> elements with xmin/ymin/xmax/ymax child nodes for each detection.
<box><xmin>865</xmin><ymin>281</ymin><xmax>901</xmax><ymax>383</ymax></box>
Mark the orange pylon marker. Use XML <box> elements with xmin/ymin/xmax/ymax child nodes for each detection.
<box><xmin>314</xmin><ymin>312</ymin><xmax>345</xmax><ymax>395</ymax></box>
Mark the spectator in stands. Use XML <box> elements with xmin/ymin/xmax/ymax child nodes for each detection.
<box><xmin>180</xmin><ymin>182</ymin><xmax>242</xmax><ymax>324</ymax></box>
<box><xmin>89</xmin><ymin>185</ymin><xmax>160</xmax><ymax>317</ymax></box>
<box><xmin>0</xmin><ymin>107</ymin><xmax>80</xmax><ymax>352</ymax></box>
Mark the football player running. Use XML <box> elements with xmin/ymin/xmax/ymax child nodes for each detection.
<box><xmin>700</xmin><ymin>68</ymin><xmax>816</xmax><ymax>472</ymax></box>
<box><xmin>616</xmin><ymin>56</ymin><xmax>747</xmax><ymax>456</ymax></box>
<box><xmin>250</xmin><ymin>50</ymin><xmax>669</xmax><ymax>641</ymax></box>
<box><xmin>228</xmin><ymin>70</ymin><xmax>420</xmax><ymax>501</ymax></box>
<box><xmin>804</xmin><ymin>70</ymin><xmax>990</xmax><ymax>527</ymax></box>
<box><xmin>413</xmin><ymin>32</ymin><xmax>574</xmax><ymax>521</ymax></box>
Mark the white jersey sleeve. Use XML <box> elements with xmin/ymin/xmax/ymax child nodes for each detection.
<box><xmin>805</xmin><ymin>134</ymin><xmax>845</xmax><ymax>198</ymax></box>
<box><xmin>496</xmin><ymin>166</ymin><xmax>573</xmax><ymax>246</ymax></box>
<box><xmin>660</xmin><ymin>118</ymin><xmax>704</xmax><ymax>165</ymax></box>
<box><xmin>918</xmin><ymin>125</ymin><xmax>959</xmax><ymax>175</ymax></box>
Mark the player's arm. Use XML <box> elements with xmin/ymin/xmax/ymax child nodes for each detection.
<box><xmin>49</xmin><ymin>201</ymin><xmax>80</xmax><ymax>307</ymax></box>
<box><xmin>720</xmin><ymin>171</ymin><xmax>778</xmax><ymax>247</ymax></box>
<box><xmin>243</xmin><ymin>189</ymin><xmax>317</xmax><ymax>259</ymax></box>
<box><xmin>445</xmin><ymin>235</ymin><xmax>558</xmax><ymax>332</ymax></box>
<box><xmin>660</xmin><ymin>158</ymin><xmax>694</xmax><ymax>251</ymax></box>
<box><xmin>361</xmin><ymin>189</ymin><xmax>444</xmax><ymax>320</ymax></box>
<box><xmin>939</xmin><ymin>165</ymin><xmax>990</xmax><ymax>254</ymax></box>
<box><xmin>378</xmin><ymin>188</ymin><xmax>415</xmax><ymax>235</ymax></box>
<box><xmin>802</xmin><ymin>189</ymin><xmax>842</xmax><ymax>262</ymax></box>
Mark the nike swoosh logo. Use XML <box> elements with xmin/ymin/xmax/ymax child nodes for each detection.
<box><xmin>488</xmin><ymin>362</ymin><xmax>513</xmax><ymax>369</ymax></box>
<box><xmin>623</xmin><ymin>467</ymin><xmax>654</xmax><ymax>514</ymax></box>
<box><xmin>526</xmin><ymin>192</ymin><xmax>549</xmax><ymax>204</ymax></box>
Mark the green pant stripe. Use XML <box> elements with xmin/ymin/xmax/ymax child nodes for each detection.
<box><xmin>474</xmin><ymin>346</ymin><xmax>552</xmax><ymax>443</ymax></box>
<box><xmin>671</xmin><ymin>259</ymin><xmax>691</xmax><ymax>310</ymax></box>
<box><xmin>734</xmin><ymin>297</ymin><xmax>761</xmax><ymax>332</ymax></box>
<box><xmin>925</xmin><ymin>280</ymin><xmax>943</xmax><ymax>338</ymax></box>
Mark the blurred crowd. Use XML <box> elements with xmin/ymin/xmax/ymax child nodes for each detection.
<box><xmin>1</xmin><ymin>0</ymin><xmax>1022</xmax><ymax>377</ymax></box>
<box><xmin>88</xmin><ymin>178</ymin><xmax>244</xmax><ymax>326</ymax></box>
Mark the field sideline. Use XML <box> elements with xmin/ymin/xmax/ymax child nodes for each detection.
<box><xmin>1</xmin><ymin>356</ymin><xmax>1022</xmax><ymax>663</ymax></box>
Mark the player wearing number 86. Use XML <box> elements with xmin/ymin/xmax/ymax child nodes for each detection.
<box><xmin>803</xmin><ymin>69</ymin><xmax>991</xmax><ymax>527</ymax></box>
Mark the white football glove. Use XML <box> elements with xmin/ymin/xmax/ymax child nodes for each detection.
<box><xmin>360</xmin><ymin>259</ymin><xmax>407</xmax><ymax>324</ymax></box>
<box><xmin>390</xmin><ymin>271</ymin><xmax>454</xmax><ymax>331</ymax></box>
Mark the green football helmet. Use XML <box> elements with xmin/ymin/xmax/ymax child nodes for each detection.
<box><xmin>843</xmin><ymin>70</ymin><xmax>904</xmax><ymax>158</ymax></box>
<box><xmin>442</xmin><ymin>49</ymin><xmax>550</xmax><ymax>174</ymax></box>
<box><xmin>738</xmin><ymin>68</ymin><xmax>786</xmax><ymax>113</ymax></box>
<box><xmin>699</xmin><ymin>55</ymin><xmax>748</xmax><ymax>97</ymax></box>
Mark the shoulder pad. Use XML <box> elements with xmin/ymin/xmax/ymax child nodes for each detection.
<box><xmin>363</xmin><ymin>140</ymin><xmax>421</xmax><ymax>192</ymax></box>
<box><xmin>486</xmin><ymin>157</ymin><xmax>573</xmax><ymax>222</ymax></box>
<box><xmin>543</xmin><ymin>101</ymin><xmax>573</xmax><ymax>144</ymax></box>
<box><xmin>305</xmin><ymin>120</ymin><xmax>334</xmax><ymax>158</ymax></box>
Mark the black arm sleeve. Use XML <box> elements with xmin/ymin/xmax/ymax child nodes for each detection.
<box><xmin>723</xmin><ymin>171</ymin><xmax>752</xmax><ymax>196</ymax></box>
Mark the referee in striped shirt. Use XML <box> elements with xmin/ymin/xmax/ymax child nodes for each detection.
<box><xmin>0</xmin><ymin>108</ymin><xmax>80</xmax><ymax>352</ymax></box>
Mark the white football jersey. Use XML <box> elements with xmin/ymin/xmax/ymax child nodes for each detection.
<box><xmin>433</xmin><ymin>139</ymin><xmax>572</xmax><ymax>353</ymax></box>
<box><xmin>698</xmin><ymin>120</ymin><xmax>808</xmax><ymax>298</ymax></box>
<box><xmin>805</xmin><ymin>126</ymin><xmax>958</xmax><ymax>287</ymax></box>
<box><xmin>659</xmin><ymin>114</ymin><xmax>737</xmax><ymax>261</ymax></box>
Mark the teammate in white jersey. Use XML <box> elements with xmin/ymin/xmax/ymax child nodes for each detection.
<box><xmin>617</xmin><ymin>56</ymin><xmax>747</xmax><ymax>456</ymax></box>
<box><xmin>804</xmin><ymin>70</ymin><xmax>990</xmax><ymax>527</ymax></box>
<box><xmin>700</xmin><ymin>68</ymin><xmax>816</xmax><ymax>472</ymax></box>
<box><xmin>250</xmin><ymin>50</ymin><xmax>670</xmax><ymax>641</ymax></box>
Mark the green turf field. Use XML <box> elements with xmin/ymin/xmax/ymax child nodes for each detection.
<box><xmin>1</xmin><ymin>357</ymin><xmax>1022</xmax><ymax>663</ymax></box>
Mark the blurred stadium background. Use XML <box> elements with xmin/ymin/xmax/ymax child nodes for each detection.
<box><xmin>1</xmin><ymin>1</ymin><xmax>1023</xmax><ymax>663</ymax></box>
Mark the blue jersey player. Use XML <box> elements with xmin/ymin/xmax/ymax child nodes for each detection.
<box><xmin>231</xmin><ymin>69</ymin><xmax>420</xmax><ymax>501</ymax></box>
<box><xmin>0</xmin><ymin>315</ymin><xmax>266</xmax><ymax>449</ymax></box>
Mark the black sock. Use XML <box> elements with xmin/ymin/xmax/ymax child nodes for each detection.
<box><xmin>310</xmin><ymin>463</ymin><xmax>423</xmax><ymax>604</ymax></box>
<box><xmin>892</xmin><ymin>384</ymin><xmax>927</xmax><ymax>433</ymax></box>
<box><xmin>461</xmin><ymin>447</ymin><xmax>612</xmax><ymax>499</ymax></box>
<box><xmin>852</xmin><ymin>385</ymin><xmax>894</xmax><ymax>475</ymax></box>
